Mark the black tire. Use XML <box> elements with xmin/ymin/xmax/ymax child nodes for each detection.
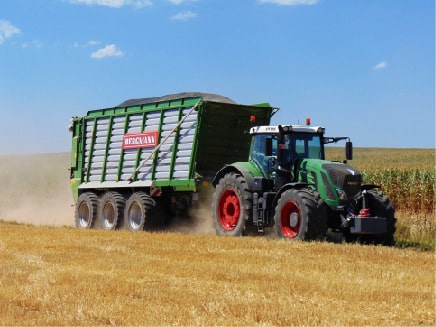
<box><xmin>124</xmin><ymin>192</ymin><xmax>156</xmax><ymax>232</ymax></box>
<box><xmin>97</xmin><ymin>191</ymin><xmax>125</xmax><ymax>230</ymax></box>
<box><xmin>212</xmin><ymin>172</ymin><xmax>252</xmax><ymax>236</ymax></box>
<box><xmin>345</xmin><ymin>190</ymin><xmax>396</xmax><ymax>245</ymax></box>
<box><xmin>75</xmin><ymin>192</ymin><xmax>98</xmax><ymax>229</ymax></box>
<box><xmin>274</xmin><ymin>188</ymin><xmax>327</xmax><ymax>240</ymax></box>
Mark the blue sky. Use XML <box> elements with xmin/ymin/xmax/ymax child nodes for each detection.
<box><xmin>0</xmin><ymin>0</ymin><xmax>434</xmax><ymax>154</ymax></box>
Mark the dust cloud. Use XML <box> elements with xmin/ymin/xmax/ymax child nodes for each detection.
<box><xmin>164</xmin><ymin>183</ymin><xmax>216</xmax><ymax>235</ymax></box>
<box><xmin>167</xmin><ymin>207</ymin><xmax>216</xmax><ymax>235</ymax></box>
<box><xmin>0</xmin><ymin>152</ymin><xmax>216</xmax><ymax>233</ymax></box>
<box><xmin>0</xmin><ymin>153</ymin><xmax>219</xmax><ymax>234</ymax></box>
<box><xmin>0</xmin><ymin>153</ymin><xmax>75</xmax><ymax>227</ymax></box>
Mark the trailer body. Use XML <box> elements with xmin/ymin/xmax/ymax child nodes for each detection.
<box><xmin>70</xmin><ymin>93</ymin><xmax>276</xmax><ymax>230</ymax></box>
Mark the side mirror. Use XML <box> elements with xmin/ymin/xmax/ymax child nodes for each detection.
<box><xmin>264</xmin><ymin>137</ymin><xmax>273</xmax><ymax>156</ymax></box>
<box><xmin>345</xmin><ymin>141</ymin><xmax>353</xmax><ymax>160</ymax></box>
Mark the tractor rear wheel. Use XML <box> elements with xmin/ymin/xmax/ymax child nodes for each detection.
<box><xmin>98</xmin><ymin>191</ymin><xmax>125</xmax><ymax>230</ymax></box>
<box><xmin>75</xmin><ymin>192</ymin><xmax>98</xmax><ymax>229</ymax></box>
<box><xmin>212</xmin><ymin>172</ymin><xmax>252</xmax><ymax>236</ymax></box>
<box><xmin>274</xmin><ymin>188</ymin><xmax>327</xmax><ymax>240</ymax></box>
<box><xmin>124</xmin><ymin>192</ymin><xmax>156</xmax><ymax>232</ymax></box>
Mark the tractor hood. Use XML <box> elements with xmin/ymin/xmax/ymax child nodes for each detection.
<box><xmin>322</xmin><ymin>163</ymin><xmax>362</xmax><ymax>198</ymax></box>
<box><xmin>298</xmin><ymin>159</ymin><xmax>362</xmax><ymax>205</ymax></box>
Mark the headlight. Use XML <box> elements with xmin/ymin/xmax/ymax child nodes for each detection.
<box><xmin>336</xmin><ymin>188</ymin><xmax>347</xmax><ymax>201</ymax></box>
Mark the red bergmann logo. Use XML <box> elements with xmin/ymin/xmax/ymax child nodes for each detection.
<box><xmin>122</xmin><ymin>131</ymin><xmax>159</xmax><ymax>150</ymax></box>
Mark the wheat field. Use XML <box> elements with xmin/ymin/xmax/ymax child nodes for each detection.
<box><xmin>0</xmin><ymin>222</ymin><xmax>434</xmax><ymax>326</ymax></box>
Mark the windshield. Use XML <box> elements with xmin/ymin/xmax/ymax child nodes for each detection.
<box><xmin>251</xmin><ymin>133</ymin><xmax>324</xmax><ymax>163</ymax></box>
<box><xmin>289</xmin><ymin>133</ymin><xmax>324</xmax><ymax>160</ymax></box>
<box><xmin>250</xmin><ymin>132</ymin><xmax>324</xmax><ymax>177</ymax></box>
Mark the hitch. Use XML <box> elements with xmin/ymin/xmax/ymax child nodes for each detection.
<box><xmin>358</xmin><ymin>190</ymin><xmax>371</xmax><ymax>217</ymax></box>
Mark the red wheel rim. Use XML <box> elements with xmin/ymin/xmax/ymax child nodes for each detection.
<box><xmin>218</xmin><ymin>190</ymin><xmax>240</xmax><ymax>231</ymax></box>
<box><xmin>280</xmin><ymin>201</ymin><xmax>301</xmax><ymax>238</ymax></box>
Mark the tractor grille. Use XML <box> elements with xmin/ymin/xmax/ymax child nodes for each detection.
<box><xmin>322</xmin><ymin>164</ymin><xmax>362</xmax><ymax>198</ymax></box>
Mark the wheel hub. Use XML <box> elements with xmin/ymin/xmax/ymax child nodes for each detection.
<box><xmin>129</xmin><ymin>203</ymin><xmax>142</xmax><ymax>229</ymax></box>
<box><xmin>78</xmin><ymin>203</ymin><xmax>91</xmax><ymax>228</ymax></box>
<box><xmin>289</xmin><ymin>212</ymin><xmax>299</xmax><ymax>228</ymax></box>
<box><xmin>280</xmin><ymin>201</ymin><xmax>300</xmax><ymax>238</ymax></box>
<box><xmin>103</xmin><ymin>203</ymin><xmax>116</xmax><ymax>228</ymax></box>
<box><xmin>218</xmin><ymin>190</ymin><xmax>240</xmax><ymax>231</ymax></box>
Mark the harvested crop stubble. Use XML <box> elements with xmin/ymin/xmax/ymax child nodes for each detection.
<box><xmin>0</xmin><ymin>222</ymin><xmax>434</xmax><ymax>326</ymax></box>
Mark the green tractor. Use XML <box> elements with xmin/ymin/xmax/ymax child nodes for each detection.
<box><xmin>212</xmin><ymin>123</ymin><xmax>396</xmax><ymax>244</ymax></box>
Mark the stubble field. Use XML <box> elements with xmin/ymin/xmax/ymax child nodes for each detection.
<box><xmin>0</xmin><ymin>148</ymin><xmax>434</xmax><ymax>326</ymax></box>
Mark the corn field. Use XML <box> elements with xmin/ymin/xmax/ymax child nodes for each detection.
<box><xmin>362</xmin><ymin>168</ymin><xmax>434</xmax><ymax>214</ymax></box>
<box><xmin>326</xmin><ymin>147</ymin><xmax>434</xmax><ymax>213</ymax></box>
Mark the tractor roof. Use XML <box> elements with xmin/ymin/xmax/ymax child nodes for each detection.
<box><xmin>249</xmin><ymin>125</ymin><xmax>325</xmax><ymax>134</ymax></box>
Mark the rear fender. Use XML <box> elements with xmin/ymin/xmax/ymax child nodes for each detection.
<box><xmin>212</xmin><ymin>162</ymin><xmax>263</xmax><ymax>190</ymax></box>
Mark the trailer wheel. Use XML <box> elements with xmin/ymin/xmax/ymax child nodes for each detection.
<box><xmin>274</xmin><ymin>188</ymin><xmax>327</xmax><ymax>240</ymax></box>
<box><xmin>124</xmin><ymin>192</ymin><xmax>155</xmax><ymax>232</ymax></box>
<box><xmin>345</xmin><ymin>190</ymin><xmax>396</xmax><ymax>245</ymax></box>
<box><xmin>212</xmin><ymin>172</ymin><xmax>252</xmax><ymax>236</ymax></box>
<box><xmin>98</xmin><ymin>192</ymin><xmax>125</xmax><ymax>230</ymax></box>
<box><xmin>75</xmin><ymin>192</ymin><xmax>98</xmax><ymax>229</ymax></box>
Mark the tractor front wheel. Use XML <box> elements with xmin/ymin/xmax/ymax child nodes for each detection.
<box><xmin>345</xmin><ymin>190</ymin><xmax>396</xmax><ymax>245</ymax></box>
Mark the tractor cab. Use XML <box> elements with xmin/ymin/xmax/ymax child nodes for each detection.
<box><xmin>249</xmin><ymin>125</ymin><xmax>352</xmax><ymax>184</ymax></box>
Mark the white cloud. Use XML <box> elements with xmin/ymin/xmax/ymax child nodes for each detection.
<box><xmin>0</xmin><ymin>20</ymin><xmax>21</xmax><ymax>44</ymax></box>
<box><xmin>168</xmin><ymin>0</ymin><xmax>198</xmax><ymax>5</ymax></box>
<box><xmin>69</xmin><ymin>0</ymin><xmax>152</xmax><ymax>8</ymax></box>
<box><xmin>171</xmin><ymin>10</ymin><xmax>197</xmax><ymax>21</ymax></box>
<box><xmin>373</xmin><ymin>60</ymin><xmax>388</xmax><ymax>70</ymax></box>
<box><xmin>22</xmin><ymin>40</ymin><xmax>43</xmax><ymax>49</ymax></box>
<box><xmin>90</xmin><ymin>44</ymin><xmax>124</xmax><ymax>58</ymax></box>
<box><xmin>74</xmin><ymin>40</ymin><xmax>102</xmax><ymax>48</ymax></box>
<box><xmin>259</xmin><ymin>0</ymin><xmax>318</xmax><ymax>5</ymax></box>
